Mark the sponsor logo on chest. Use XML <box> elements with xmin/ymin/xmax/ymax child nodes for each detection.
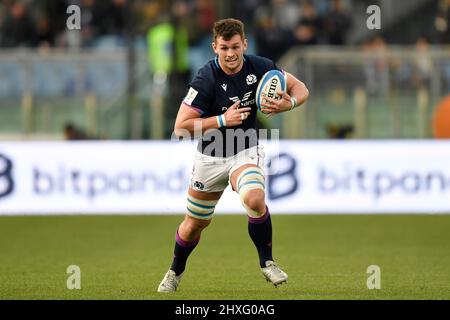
<box><xmin>229</xmin><ymin>91</ymin><xmax>255</xmax><ymax>107</ymax></box>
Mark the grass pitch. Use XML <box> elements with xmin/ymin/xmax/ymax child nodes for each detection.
<box><xmin>0</xmin><ymin>214</ymin><xmax>449</xmax><ymax>300</ymax></box>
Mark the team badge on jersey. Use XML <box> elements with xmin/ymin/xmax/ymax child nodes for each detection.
<box><xmin>246</xmin><ymin>74</ymin><xmax>257</xmax><ymax>85</ymax></box>
<box><xmin>193</xmin><ymin>181</ymin><xmax>205</xmax><ymax>191</ymax></box>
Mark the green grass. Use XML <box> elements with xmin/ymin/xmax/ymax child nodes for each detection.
<box><xmin>0</xmin><ymin>215</ymin><xmax>449</xmax><ymax>300</ymax></box>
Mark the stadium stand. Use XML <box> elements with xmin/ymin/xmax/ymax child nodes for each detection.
<box><xmin>0</xmin><ymin>0</ymin><xmax>449</xmax><ymax>140</ymax></box>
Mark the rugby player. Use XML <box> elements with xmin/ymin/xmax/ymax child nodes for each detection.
<box><xmin>158</xmin><ymin>18</ymin><xmax>309</xmax><ymax>292</ymax></box>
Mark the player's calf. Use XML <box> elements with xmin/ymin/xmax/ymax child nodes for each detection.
<box><xmin>179</xmin><ymin>214</ymin><xmax>211</xmax><ymax>241</ymax></box>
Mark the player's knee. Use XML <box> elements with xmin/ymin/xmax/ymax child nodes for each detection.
<box><xmin>186</xmin><ymin>195</ymin><xmax>218</xmax><ymax>221</ymax></box>
<box><xmin>243</xmin><ymin>189</ymin><xmax>266</xmax><ymax>215</ymax></box>
<box><xmin>236</xmin><ymin>167</ymin><xmax>266</xmax><ymax>217</ymax></box>
<box><xmin>184</xmin><ymin>215</ymin><xmax>211</xmax><ymax>233</ymax></box>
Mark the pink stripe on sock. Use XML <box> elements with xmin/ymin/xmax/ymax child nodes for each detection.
<box><xmin>248</xmin><ymin>206</ymin><xmax>269</xmax><ymax>224</ymax></box>
<box><xmin>176</xmin><ymin>229</ymin><xmax>200</xmax><ymax>247</ymax></box>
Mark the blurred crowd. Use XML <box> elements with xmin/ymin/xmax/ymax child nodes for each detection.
<box><xmin>1</xmin><ymin>0</ymin><xmax>449</xmax><ymax>140</ymax></box>
<box><xmin>1</xmin><ymin>0</ymin><xmax>448</xmax><ymax>97</ymax></box>
<box><xmin>1</xmin><ymin>0</ymin><xmax>450</xmax><ymax>51</ymax></box>
<box><xmin>252</xmin><ymin>0</ymin><xmax>353</xmax><ymax>61</ymax></box>
<box><xmin>1</xmin><ymin>0</ymin><xmax>449</xmax><ymax>58</ymax></box>
<box><xmin>0</xmin><ymin>0</ymin><xmax>354</xmax><ymax>54</ymax></box>
<box><xmin>0</xmin><ymin>0</ymin><xmax>155</xmax><ymax>48</ymax></box>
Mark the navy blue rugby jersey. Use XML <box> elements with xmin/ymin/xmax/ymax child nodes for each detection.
<box><xmin>182</xmin><ymin>54</ymin><xmax>281</xmax><ymax>157</ymax></box>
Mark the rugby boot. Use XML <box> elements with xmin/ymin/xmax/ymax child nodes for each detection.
<box><xmin>261</xmin><ymin>260</ymin><xmax>288</xmax><ymax>287</ymax></box>
<box><xmin>157</xmin><ymin>270</ymin><xmax>183</xmax><ymax>292</ymax></box>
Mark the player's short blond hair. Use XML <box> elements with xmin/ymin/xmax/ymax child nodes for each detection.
<box><xmin>213</xmin><ymin>18</ymin><xmax>245</xmax><ymax>42</ymax></box>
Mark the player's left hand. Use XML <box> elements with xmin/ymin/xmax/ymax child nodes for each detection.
<box><xmin>260</xmin><ymin>91</ymin><xmax>292</xmax><ymax>117</ymax></box>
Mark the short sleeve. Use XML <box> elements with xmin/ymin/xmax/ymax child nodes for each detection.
<box><xmin>182</xmin><ymin>65</ymin><xmax>213</xmax><ymax>116</ymax></box>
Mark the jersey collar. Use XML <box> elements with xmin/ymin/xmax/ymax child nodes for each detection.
<box><xmin>214</xmin><ymin>55</ymin><xmax>247</xmax><ymax>76</ymax></box>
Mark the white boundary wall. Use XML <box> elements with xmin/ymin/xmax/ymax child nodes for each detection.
<box><xmin>1</xmin><ymin>140</ymin><xmax>449</xmax><ymax>215</ymax></box>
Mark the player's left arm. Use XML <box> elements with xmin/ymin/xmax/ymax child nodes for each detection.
<box><xmin>285</xmin><ymin>72</ymin><xmax>309</xmax><ymax>109</ymax></box>
<box><xmin>262</xmin><ymin>72</ymin><xmax>309</xmax><ymax>116</ymax></box>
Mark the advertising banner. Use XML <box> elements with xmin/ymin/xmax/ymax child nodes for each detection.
<box><xmin>1</xmin><ymin>141</ymin><xmax>449</xmax><ymax>214</ymax></box>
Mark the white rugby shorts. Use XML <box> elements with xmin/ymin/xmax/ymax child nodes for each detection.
<box><xmin>190</xmin><ymin>145</ymin><xmax>265</xmax><ymax>193</ymax></box>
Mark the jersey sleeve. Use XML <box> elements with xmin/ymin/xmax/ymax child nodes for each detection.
<box><xmin>182</xmin><ymin>65</ymin><xmax>213</xmax><ymax>116</ymax></box>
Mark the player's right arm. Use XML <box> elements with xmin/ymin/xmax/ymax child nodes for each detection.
<box><xmin>174</xmin><ymin>100</ymin><xmax>251</xmax><ymax>138</ymax></box>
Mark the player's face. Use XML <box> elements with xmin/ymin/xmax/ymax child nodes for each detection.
<box><xmin>213</xmin><ymin>34</ymin><xmax>248</xmax><ymax>75</ymax></box>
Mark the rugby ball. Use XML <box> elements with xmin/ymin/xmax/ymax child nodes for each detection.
<box><xmin>255</xmin><ymin>70</ymin><xmax>287</xmax><ymax>113</ymax></box>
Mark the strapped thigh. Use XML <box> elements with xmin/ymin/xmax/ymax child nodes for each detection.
<box><xmin>186</xmin><ymin>194</ymin><xmax>219</xmax><ymax>220</ymax></box>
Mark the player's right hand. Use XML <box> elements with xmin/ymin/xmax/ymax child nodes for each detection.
<box><xmin>224</xmin><ymin>100</ymin><xmax>251</xmax><ymax>127</ymax></box>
